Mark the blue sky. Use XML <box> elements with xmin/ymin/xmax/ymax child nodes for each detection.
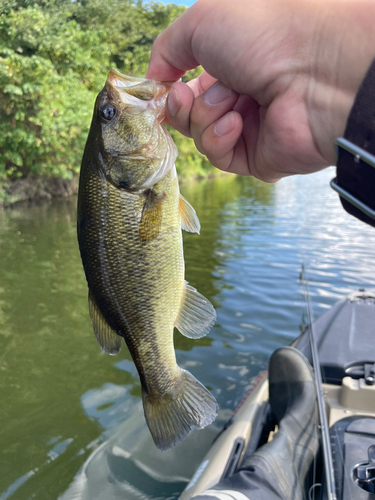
<box><xmin>160</xmin><ymin>0</ymin><xmax>196</xmax><ymax>6</ymax></box>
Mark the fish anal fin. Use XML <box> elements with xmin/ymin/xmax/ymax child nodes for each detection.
<box><xmin>88</xmin><ymin>292</ymin><xmax>122</xmax><ymax>355</ymax></box>
<box><xmin>143</xmin><ymin>368</ymin><xmax>218</xmax><ymax>450</ymax></box>
<box><xmin>179</xmin><ymin>194</ymin><xmax>200</xmax><ymax>234</ymax></box>
<box><xmin>175</xmin><ymin>281</ymin><xmax>216</xmax><ymax>339</ymax></box>
<box><xmin>140</xmin><ymin>190</ymin><xmax>165</xmax><ymax>244</ymax></box>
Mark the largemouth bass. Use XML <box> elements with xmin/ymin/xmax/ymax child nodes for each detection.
<box><xmin>77</xmin><ymin>69</ymin><xmax>218</xmax><ymax>450</ymax></box>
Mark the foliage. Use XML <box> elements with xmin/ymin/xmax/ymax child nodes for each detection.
<box><xmin>0</xmin><ymin>0</ymin><xmax>213</xmax><ymax>185</ymax></box>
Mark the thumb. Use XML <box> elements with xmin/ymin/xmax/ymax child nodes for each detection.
<box><xmin>146</xmin><ymin>4</ymin><xmax>202</xmax><ymax>81</ymax></box>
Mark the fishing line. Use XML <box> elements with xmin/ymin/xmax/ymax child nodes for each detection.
<box><xmin>300</xmin><ymin>264</ymin><xmax>337</xmax><ymax>500</ymax></box>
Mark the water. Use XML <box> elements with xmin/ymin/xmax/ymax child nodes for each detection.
<box><xmin>1</xmin><ymin>168</ymin><xmax>375</xmax><ymax>499</ymax></box>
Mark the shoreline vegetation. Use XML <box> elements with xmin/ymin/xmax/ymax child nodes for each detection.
<box><xmin>0</xmin><ymin>169</ymin><xmax>226</xmax><ymax>208</ymax></box>
<box><xmin>0</xmin><ymin>0</ymin><xmax>215</xmax><ymax>207</ymax></box>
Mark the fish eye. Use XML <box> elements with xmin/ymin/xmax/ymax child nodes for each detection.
<box><xmin>100</xmin><ymin>104</ymin><xmax>116</xmax><ymax>121</ymax></box>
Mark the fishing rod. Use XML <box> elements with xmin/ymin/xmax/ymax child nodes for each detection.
<box><xmin>300</xmin><ymin>264</ymin><xmax>337</xmax><ymax>500</ymax></box>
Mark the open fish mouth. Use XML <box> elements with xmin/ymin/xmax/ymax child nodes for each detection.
<box><xmin>101</xmin><ymin>69</ymin><xmax>178</xmax><ymax>190</ymax></box>
<box><xmin>107</xmin><ymin>69</ymin><xmax>153</xmax><ymax>91</ymax></box>
<box><xmin>106</xmin><ymin>69</ymin><xmax>172</xmax><ymax>113</ymax></box>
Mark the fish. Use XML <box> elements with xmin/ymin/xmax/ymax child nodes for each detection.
<box><xmin>77</xmin><ymin>69</ymin><xmax>218</xmax><ymax>450</ymax></box>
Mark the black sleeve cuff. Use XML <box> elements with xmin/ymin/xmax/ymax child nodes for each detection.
<box><xmin>333</xmin><ymin>58</ymin><xmax>375</xmax><ymax>228</ymax></box>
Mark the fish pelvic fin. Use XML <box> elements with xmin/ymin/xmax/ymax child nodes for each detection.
<box><xmin>142</xmin><ymin>368</ymin><xmax>218</xmax><ymax>451</ymax></box>
<box><xmin>175</xmin><ymin>281</ymin><xmax>216</xmax><ymax>339</ymax></box>
<box><xmin>179</xmin><ymin>194</ymin><xmax>200</xmax><ymax>234</ymax></box>
<box><xmin>88</xmin><ymin>291</ymin><xmax>122</xmax><ymax>355</ymax></box>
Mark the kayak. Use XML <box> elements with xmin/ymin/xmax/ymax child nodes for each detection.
<box><xmin>180</xmin><ymin>289</ymin><xmax>375</xmax><ymax>500</ymax></box>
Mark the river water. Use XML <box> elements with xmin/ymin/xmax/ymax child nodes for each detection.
<box><xmin>1</xmin><ymin>167</ymin><xmax>375</xmax><ymax>500</ymax></box>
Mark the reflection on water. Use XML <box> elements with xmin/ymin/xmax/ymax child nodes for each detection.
<box><xmin>1</xmin><ymin>168</ymin><xmax>375</xmax><ymax>499</ymax></box>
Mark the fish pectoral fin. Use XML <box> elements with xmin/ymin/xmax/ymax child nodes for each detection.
<box><xmin>140</xmin><ymin>190</ymin><xmax>165</xmax><ymax>243</ymax></box>
<box><xmin>175</xmin><ymin>281</ymin><xmax>216</xmax><ymax>339</ymax></box>
<box><xmin>88</xmin><ymin>292</ymin><xmax>122</xmax><ymax>355</ymax></box>
<box><xmin>179</xmin><ymin>194</ymin><xmax>200</xmax><ymax>234</ymax></box>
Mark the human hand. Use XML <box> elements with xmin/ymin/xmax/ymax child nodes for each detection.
<box><xmin>147</xmin><ymin>0</ymin><xmax>375</xmax><ymax>182</ymax></box>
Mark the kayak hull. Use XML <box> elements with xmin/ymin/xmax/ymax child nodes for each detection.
<box><xmin>180</xmin><ymin>290</ymin><xmax>375</xmax><ymax>500</ymax></box>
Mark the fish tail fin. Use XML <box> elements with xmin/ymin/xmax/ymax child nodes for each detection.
<box><xmin>142</xmin><ymin>368</ymin><xmax>218</xmax><ymax>451</ymax></box>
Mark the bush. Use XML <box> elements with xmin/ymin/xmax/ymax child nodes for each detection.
<box><xmin>0</xmin><ymin>0</ymin><xmax>213</xmax><ymax>184</ymax></box>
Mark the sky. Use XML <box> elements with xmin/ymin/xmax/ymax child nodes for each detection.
<box><xmin>160</xmin><ymin>0</ymin><xmax>196</xmax><ymax>6</ymax></box>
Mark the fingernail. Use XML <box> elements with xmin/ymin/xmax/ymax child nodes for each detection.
<box><xmin>204</xmin><ymin>82</ymin><xmax>232</xmax><ymax>106</ymax></box>
<box><xmin>168</xmin><ymin>88</ymin><xmax>181</xmax><ymax>117</ymax></box>
<box><xmin>214</xmin><ymin>112</ymin><xmax>235</xmax><ymax>137</ymax></box>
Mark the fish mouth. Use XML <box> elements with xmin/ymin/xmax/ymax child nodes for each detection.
<box><xmin>101</xmin><ymin>70</ymin><xmax>178</xmax><ymax>189</ymax></box>
<box><xmin>106</xmin><ymin>69</ymin><xmax>171</xmax><ymax>113</ymax></box>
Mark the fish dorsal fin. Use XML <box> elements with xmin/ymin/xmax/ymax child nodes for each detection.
<box><xmin>140</xmin><ymin>190</ymin><xmax>165</xmax><ymax>244</ymax></box>
<box><xmin>179</xmin><ymin>194</ymin><xmax>200</xmax><ymax>234</ymax></box>
<box><xmin>175</xmin><ymin>281</ymin><xmax>216</xmax><ymax>339</ymax></box>
<box><xmin>88</xmin><ymin>292</ymin><xmax>122</xmax><ymax>355</ymax></box>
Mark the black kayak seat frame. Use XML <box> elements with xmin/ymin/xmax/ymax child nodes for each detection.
<box><xmin>293</xmin><ymin>290</ymin><xmax>375</xmax><ymax>386</ymax></box>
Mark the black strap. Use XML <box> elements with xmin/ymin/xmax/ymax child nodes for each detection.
<box><xmin>335</xmin><ymin>59</ymin><xmax>375</xmax><ymax>227</ymax></box>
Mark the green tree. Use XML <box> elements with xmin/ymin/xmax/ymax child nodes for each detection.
<box><xmin>0</xmin><ymin>0</ymin><xmax>213</xmax><ymax>190</ymax></box>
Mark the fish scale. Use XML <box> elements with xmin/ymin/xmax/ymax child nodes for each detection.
<box><xmin>80</xmin><ymin>167</ymin><xmax>183</xmax><ymax>378</ymax></box>
<box><xmin>77</xmin><ymin>69</ymin><xmax>218</xmax><ymax>450</ymax></box>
